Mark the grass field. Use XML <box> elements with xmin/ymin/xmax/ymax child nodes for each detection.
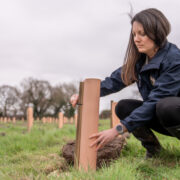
<box><xmin>0</xmin><ymin>120</ymin><xmax>180</xmax><ymax>180</ymax></box>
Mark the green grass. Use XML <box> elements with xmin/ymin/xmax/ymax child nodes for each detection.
<box><xmin>0</xmin><ymin>119</ymin><xmax>180</xmax><ymax>180</ymax></box>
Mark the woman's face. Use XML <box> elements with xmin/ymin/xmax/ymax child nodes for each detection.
<box><xmin>132</xmin><ymin>21</ymin><xmax>158</xmax><ymax>58</ymax></box>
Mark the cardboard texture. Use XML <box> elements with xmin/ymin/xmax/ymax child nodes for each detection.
<box><xmin>111</xmin><ymin>101</ymin><xmax>120</xmax><ymax>128</ymax></box>
<box><xmin>4</xmin><ymin>117</ymin><xmax>7</xmax><ymax>123</ymax></box>
<box><xmin>22</xmin><ymin>117</ymin><xmax>24</xmax><ymax>122</ymax></box>
<box><xmin>58</xmin><ymin>112</ymin><xmax>64</xmax><ymax>128</ymax></box>
<box><xmin>75</xmin><ymin>78</ymin><xmax>100</xmax><ymax>171</ymax></box>
<box><xmin>42</xmin><ymin>117</ymin><xmax>46</xmax><ymax>123</ymax></box>
<box><xmin>111</xmin><ymin>101</ymin><xmax>131</xmax><ymax>139</ymax></box>
<box><xmin>12</xmin><ymin>117</ymin><xmax>16</xmax><ymax>123</ymax></box>
<box><xmin>27</xmin><ymin>107</ymin><xmax>34</xmax><ymax>132</ymax></box>
<box><xmin>70</xmin><ymin>117</ymin><xmax>74</xmax><ymax>124</ymax></box>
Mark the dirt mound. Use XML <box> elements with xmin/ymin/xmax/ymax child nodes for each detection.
<box><xmin>0</xmin><ymin>132</ymin><xmax>6</xmax><ymax>136</ymax></box>
<box><xmin>62</xmin><ymin>136</ymin><xmax>126</xmax><ymax>169</ymax></box>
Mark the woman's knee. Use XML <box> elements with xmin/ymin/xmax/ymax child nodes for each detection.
<box><xmin>115</xmin><ymin>99</ymin><xmax>129</xmax><ymax>119</ymax></box>
<box><xmin>156</xmin><ymin>97</ymin><xmax>180</xmax><ymax>127</ymax></box>
<box><xmin>156</xmin><ymin>98</ymin><xmax>168</xmax><ymax>116</ymax></box>
<box><xmin>115</xmin><ymin>99</ymin><xmax>142</xmax><ymax>120</ymax></box>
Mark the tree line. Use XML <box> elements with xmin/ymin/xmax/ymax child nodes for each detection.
<box><xmin>0</xmin><ymin>77</ymin><xmax>78</xmax><ymax>119</ymax></box>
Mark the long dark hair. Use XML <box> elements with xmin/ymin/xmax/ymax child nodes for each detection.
<box><xmin>121</xmin><ymin>8</ymin><xmax>171</xmax><ymax>85</ymax></box>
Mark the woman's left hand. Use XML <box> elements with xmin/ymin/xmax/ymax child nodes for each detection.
<box><xmin>89</xmin><ymin>127</ymin><xmax>119</xmax><ymax>150</ymax></box>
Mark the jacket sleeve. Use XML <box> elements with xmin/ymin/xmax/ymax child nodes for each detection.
<box><xmin>100</xmin><ymin>67</ymin><xmax>127</xmax><ymax>97</ymax></box>
<box><xmin>122</xmin><ymin>59</ymin><xmax>180</xmax><ymax>132</ymax></box>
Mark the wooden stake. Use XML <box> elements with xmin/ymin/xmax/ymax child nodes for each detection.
<box><xmin>4</xmin><ymin>117</ymin><xmax>7</xmax><ymax>123</ymax></box>
<box><xmin>58</xmin><ymin>112</ymin><xmax>63</xmax><ymax>128</ymax></box>
<box><xmin>75</xmin><ymin>78</ymin><xmax>100</xmax><ymax>171</ymax></box>
<box><xmin>42</xmin><ymin>117</ymin><xmax>46</xmax><ymax>124</ymax></box>
<box><xmin>111</xmin><ymin>101</ymin><xmax>130</xmax><ymax>139</ymax></box>
<box><xmin>22</xmin><ymin>117</ymin><xmax>24</xmax><ymax>122</ymax></box>
<box><xmin>27</xmin><ymin>107</ymin><xmax>34</xmax><ymax>132</ymax></box>
<box><xmin>12</xmin><ymin>117</ymin><xmax>16</xmax><ymax>124</ymax></box>
<box><xmin>110</xmin><ymin>101</ymin><xmax>120</xmax><ymax>128</ymax></box>
<box><xmin>70</xmin><ymin>117</ymin><xmax>74</xmax><ymax>124</ymax></box>
<box><xmin>7</xmin><ymin>117</ymin><xmax>11</xmax><ymax>123</ymax></box>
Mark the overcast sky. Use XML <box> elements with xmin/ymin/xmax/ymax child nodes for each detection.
<box><xmin>0</xmin><ymin>0</ymin><xmax>180</xmax><ymax>111</ymax></box>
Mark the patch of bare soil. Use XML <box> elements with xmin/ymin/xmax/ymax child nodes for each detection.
<box><xmin>0</xmin><ymin>132</ymin><xmax>6</xmax><ymax>136</ymax></box>
<box><xmin>40</xmin><ymin>154</ymin><xmax>68</xmax><ymax>175</ymax></box>
<box><xmin>44</xmin><ymin>161</ymin><xmax>68</xmax><ymax>175</ymax></box>
<box><xmin>62</xmin><ymin>136</ymin><xmax>126</xmax><ymax>169</ymax></box>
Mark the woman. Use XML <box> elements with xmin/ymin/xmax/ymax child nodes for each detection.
<box><xmin>70</xmin><ymin>8</ymin><xmax>180</xmax><ymax>158</ymax></box>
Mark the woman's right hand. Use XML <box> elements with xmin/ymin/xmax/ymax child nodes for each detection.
<box><xmin>70</xmin><ymin>94</ymin><xmax>79</xmax><ymax>108</ymax></box>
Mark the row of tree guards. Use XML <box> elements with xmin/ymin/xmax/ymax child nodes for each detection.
<box><xmin>27</xmin><ymin>108</ymin><xmax>78</xmax><ymax>132</ymax></box>
<box><xmin>0</xmin><ymin>110</ymin><xmax>78</xmax><ymax>131</ymax></box>
<box><xmin>0</xmin><ymin>78</ymin><xmax>126</xmax><ymax>172</ymax></box>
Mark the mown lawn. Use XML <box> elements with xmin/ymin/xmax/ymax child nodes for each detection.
<box><xmin>0</xmin><ymin>120</ymin><xmax>180</xmax><ymax>180</ymax></box>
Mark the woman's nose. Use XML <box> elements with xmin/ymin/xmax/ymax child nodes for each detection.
<box><xmin>134</xmin><ymin>34</ymin><xmax>141</xmax><ymax>43</ymax></box>
<box><xmin>134</xmin><ymin>36</ymin><xmax>139</xmax><ymax>42</ymax></box>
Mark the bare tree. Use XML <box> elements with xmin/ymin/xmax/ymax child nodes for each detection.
<box><xmin>50</xmin><ymin>85</ymin><xmax>66</xmax><ymax>117</ymax></box>
<box><xmin>62</xmin><ymin>82</ymin><xmax>78</xmax><ymax>118</ymax></box>
<box><xmin>20</xmin><ymin>77</ymin><xmax>52</xmax><ymax>118</ymax></box>
<box><xmin>0</xmin><ymin>85</ymin><xmax>21</xmax><ymax>116</ymax></box>
<box><xmin>127</xmin><ymin>2</ymin><xmax>134</xmax><ymax>19</ymax></box>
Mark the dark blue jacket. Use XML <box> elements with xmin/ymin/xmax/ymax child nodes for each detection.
<box><xmin>100</xmin><ymin>42</ymin><xmax>180</xmax><ymax>132</ymax></box>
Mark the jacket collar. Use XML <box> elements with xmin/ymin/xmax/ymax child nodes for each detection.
<box><xmin>137</xmin><ymin>42</ymin><xmax>170</xmax><ymax>73</ymax></box>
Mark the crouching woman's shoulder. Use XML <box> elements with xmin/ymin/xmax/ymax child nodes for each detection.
<box><xmin>164</xmin><ymin>43</ymin><xmax>180</xmax><ymax>68</ymax></box>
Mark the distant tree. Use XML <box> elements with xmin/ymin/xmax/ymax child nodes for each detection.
<box><xmin>20</xmin><ymin>77</ymin><xmax>52</xmax><ymax>118</ymax></box>
<box><xmin>62</xmin><ymin>82</ymin><xmax>78</xmax><ymax>118</ymax></box>
<box><xmin>0</xmin><ymin>85</ymin><xmax>20</xmax><ymax>116</ymax></box>
<box><xmin>127</xmin><ymin>2</ymin><xmax>134</xmax><ymax>19</ymax></box>
<box><xmin>99</xmin><ymin>109</ymin><xmax>111</xmax><ymax>119</ymax></box>
<box><xmin>20</xmin><ymin>78</ymin><xmax>78</xmax><ymax>118</ymax></box>
<box><xmin>63</xmin><ymin>104</ymin><xmax>75</xmax><ymax>118</ymax></box>
<box><xmin>62</xmin><ymin>82</ymin><xmax>78</xmax><ymax>100</ymax></box>
<box><xmin>50</xmin><ymin>85</ymin><xmax>66</xmax><ymax>117</ymax></box>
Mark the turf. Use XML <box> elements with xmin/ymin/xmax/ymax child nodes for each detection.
<box><xmin>0</xmin><ymin>120</ymin><xmax>179</xmax><ymax>180</ymax></box>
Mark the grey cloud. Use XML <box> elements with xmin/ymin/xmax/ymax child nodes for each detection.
<box><xmin>0</xmin><ymin>0</ymin><xmax>180</xmax><ymax>111</ymax></box>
